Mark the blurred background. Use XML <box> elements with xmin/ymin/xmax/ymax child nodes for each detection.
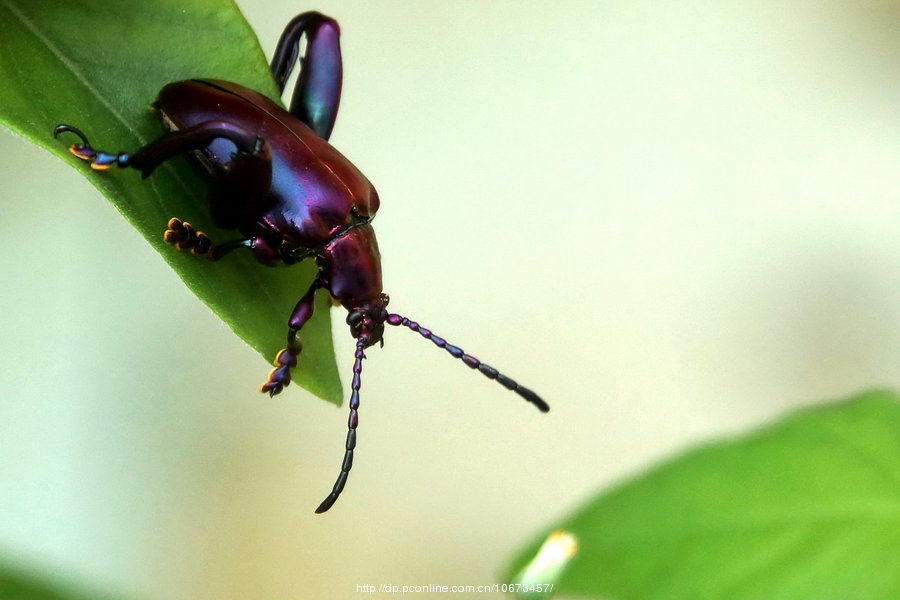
<box><xmin>2</xmin><ymin>0</ymin><xmax>900</xmax><ymax>598</ymax></box>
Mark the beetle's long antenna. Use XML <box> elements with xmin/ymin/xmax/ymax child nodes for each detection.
<box><xmin>316</xmin><ymin>336</ymin><xmax>367</xmax><ymax>513</ymax></box>
<box><xmin>385</xmin><ymin>314</ymin><xmax>549</xmax><ymax>413</ymax></box>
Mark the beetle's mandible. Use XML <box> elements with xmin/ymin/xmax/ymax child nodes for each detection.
<box><xmin>54</xmin><ymin>11</ymin><xmax>548</xmax><ymax>513</ymax></box>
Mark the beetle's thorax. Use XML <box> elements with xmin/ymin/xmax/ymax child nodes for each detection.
<box><xmin>314</xmin><ymin>222</ymin><xmax>386</xmax><ymax>347</ymax></box>
<box><xmin>318</xmin><ymin>222</ymin><xmax>382</xmax><ymax>300</ymax></box>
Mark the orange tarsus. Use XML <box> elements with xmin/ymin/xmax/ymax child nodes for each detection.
<box><xmin>68</xmin><ymin>146</ymin><xmax>90</xmax><ymax>160</ymax></box>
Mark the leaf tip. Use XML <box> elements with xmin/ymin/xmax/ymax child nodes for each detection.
<box><xmin>510</xmin><ymin>530</ymin><xmax>578</xmax><ymax>598</ymax></box>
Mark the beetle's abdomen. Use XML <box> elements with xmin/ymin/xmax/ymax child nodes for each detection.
<box><xmin>155</xmin><ymin>79</ymin><xmax>379</xmax><ymax>247</ymax></box>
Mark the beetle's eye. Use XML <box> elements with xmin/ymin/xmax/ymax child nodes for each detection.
<box><xmin>346</xmin><ymin>311</ymin><xmax>364</xmax><ymax>327</ymax></box>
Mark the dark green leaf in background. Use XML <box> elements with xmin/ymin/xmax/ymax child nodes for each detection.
<box><xmin>0</xmin><ymin>562</ymin><xmax>123</xmax><ymax>600</ymax></box>
<box><xmin>0</xmin><ymin>0</ymin><xmax>342</xmax><ymax>403</ymax></box>
<box><xmin>506</xmin><ymin>390</ymin><xmax>900</xmax><ymax>599</ymax></box>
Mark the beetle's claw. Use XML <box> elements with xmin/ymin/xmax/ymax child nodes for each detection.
<box><xmin>53</xmin><ymin>124</ymin><xmax>91</xmax><ymax>146</ymax></box>
<box><xmin>259</xmin><ymin>358</ymin><xmax>296</xmax><ymax>397</ymax></box>
<box><xmin>260</xmin><ymin>381</ymin><xmax>284</xmax><ymax>396</ymax></box>
<box><xmin>54</xmin><ymin>124</ymin><xmax>129</xmax><ymax>170</ymax></box>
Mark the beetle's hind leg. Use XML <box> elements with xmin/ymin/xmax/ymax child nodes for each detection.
<box><xmin>53</xmin><ymin>125</ymin><xmax>130</xmax><ymax>170</ymax></box>
<box><xmin>55</xmin><ymin>121</ymin><xmax>274</xmax><ymax>261</ymax></box>
<box><xmin>55</xmin><ymin>120</ymin><xmax>269</xmax><ymax>179</ymax></box>
<box><xmin>270</xmin><ymin>12</ymin><xmax>342</xmax><ymax>140</ymax></box>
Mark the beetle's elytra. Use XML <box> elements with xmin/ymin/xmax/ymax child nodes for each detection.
<box><xmin>54</xmin><ymin>11</ymin><xmax>548</xmax><ymax>513</ymax></box>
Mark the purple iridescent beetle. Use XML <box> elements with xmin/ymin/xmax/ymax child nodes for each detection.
<box><xmin>54</xmin><ymin>12</ymin><xmax>548</xmax><ymax>513</ymax></box>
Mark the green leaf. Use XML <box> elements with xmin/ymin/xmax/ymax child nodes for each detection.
<box><xmin>505</xmin><ymin>390</ymin><xmax>900</xmax><ymax>599</ymax></box>
<box><xmin>0</xmin><ymin>0</ymin><xmax>342</xmax><ymax>404</ymax></box>
<box><xmin>0</xmin><ymin>562</ymin><xmax>123</xmax><ymax>600</ymax></box>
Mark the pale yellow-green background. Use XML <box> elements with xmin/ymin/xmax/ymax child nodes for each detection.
<box><xmin>2</xmin><ymin>1</ymin><xmax>900</xmax><ymax>598</ymax></box>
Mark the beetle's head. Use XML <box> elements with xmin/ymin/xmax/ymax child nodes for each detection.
<box><xmin>345</xmin><ymin>293</ymin><xmax>389</xmax><ymax>348</ymax></box>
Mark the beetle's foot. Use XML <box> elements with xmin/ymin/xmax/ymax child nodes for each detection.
<box><xmin>53</xmin><ymin>124</ymin><xmax>130</xmax><ymax>170</ymax></box>
<box><xmin>163</xmin><ymin>217</ymin><xmax>213</xmax><ymax>256</ymax></box>
<box><xmin>260</xmin><ymin>348</ymin><xmax>298</xmax><ymax>396</ymax></box>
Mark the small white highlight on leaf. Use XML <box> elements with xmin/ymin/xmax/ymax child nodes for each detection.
<box><xmin>511</xmin><ymin>530</ymin><xmax>578</xmax><ymax>598</ymax></box>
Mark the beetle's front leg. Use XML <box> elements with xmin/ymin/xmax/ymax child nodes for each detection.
<box><xmin>261</xmin><ymin>277</ymin><xmax>323</xmax><ymax>396</ymax></box>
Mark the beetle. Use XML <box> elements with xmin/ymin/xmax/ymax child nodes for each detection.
<box><xmin>54</xmin><ymin>11</ymin><xmax>548</xmax><ymax>513</ymax></box>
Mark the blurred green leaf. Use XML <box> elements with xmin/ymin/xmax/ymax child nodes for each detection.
<box><xmin>0</xmin><ymin>562</ymin><xmax>122</xmax><ymax>600</ymax></box>
<box><xmin>511</xmin><ymin>530</ymin><xmax>579</xmax><ymax>599</ymax></box>
<box><xmin>0</xmin><ymin>0</ymin><xmax>342</xmax><ymax>404</ymax></box>
<box><xmin>505</xmin><ymin>389</ymin><xmax>900</xmax><ymax>599</ymax></box>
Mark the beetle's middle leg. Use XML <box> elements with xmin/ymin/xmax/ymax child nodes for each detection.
<box><xmin>161</xmin><ymin>218</ymin><xmax>280</xmax><ymax>263</ymax></box>
<box><xmin>161</xmin><ymin>217</ymin><xmax>217</xmax><ymax>256</ymax></box>
<box><xmin>162</xmin><ymin>217</ymin><xmax>254</xmax><ymax>259</ymax></box>
<box><xmin>260</xmin><ymin>277</ymin><xmax>323</xmax><ymax>396</ymax></box>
